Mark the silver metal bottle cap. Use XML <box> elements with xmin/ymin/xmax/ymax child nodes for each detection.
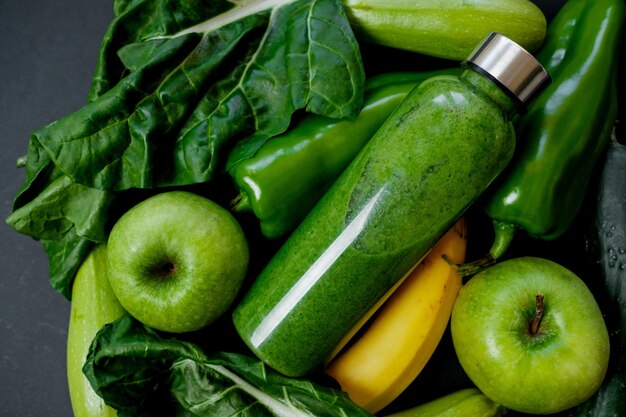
<box><xmin>464</xmin><ymin>32</ymin><xmax>550</xmax><ymax>107</ymax></box>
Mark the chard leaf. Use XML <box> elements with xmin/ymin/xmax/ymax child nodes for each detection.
<box><xmin>91</xmin><ymin>0</ymin><xmax>233</xmax><ymax>99</ymax></box>
<box><xmin>84</xmin><ymin>315</ymin><xmax>373</xmax><ymax>417</ymax></box>
<box><xmin>113</xmin><ymin>0</ymin><xmax>138</xmax><ymax>17</ymax></box>
<box><xmin>14</xmin><ymin>0</ymin><xmax>227</xmax><ymax>204</ymax></box>
<box><xmin>9</xmin><ymin>0</ymin><xmax>231</xmax><ymax>299</ymax></box>
<box><xmin>7</xmin><ymin>171</ymin><xmax>112</xmax><ymax>299</ymax></box>
<box><xmin>28</xmin><ymin>0</ymin><xmax>363</xmax><ymax>191</ymax></box>
<box><xmin>42</xmin><ymin>232</ymin><xmax>94</xmax><ymax>300</ymax></box>
<box><xmin>7</xmin><ymin>175</ymin><xmax>114</xmax><ymax>242</ymax></box>
<box><xmin>34</xmin><ymin>27</ymin><xmax>255</xmax><ymax>190</ymax></box>
<box><xmin>8</xmin><ymin>0</ymin><xmax>363</xmax><ymax>298</ymax></box>
<box><xmin>174</xmin><ymin>0</ymin><xmax>364</xmax><ymax>184</ymax></box>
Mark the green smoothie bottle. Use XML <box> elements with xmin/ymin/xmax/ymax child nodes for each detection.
<box><xmin>233</xmin><ymin>33</ymin><xmax>550</xmax><ymax>377</ymax></box>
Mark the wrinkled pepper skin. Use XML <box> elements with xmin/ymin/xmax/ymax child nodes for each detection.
<box><xmin>228</xmin><ymin>69</ymin><xmax>459</xmax><ymax>240</ymax></box>
<box><xmin>480</xmin><ymin>0</ymin><xmax>625</xmax><ymax>259</ymax></box>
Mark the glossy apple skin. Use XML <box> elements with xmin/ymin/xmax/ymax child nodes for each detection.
<box><xmin>106</xmin><ymin>191</ymin><xmax>249</xmax><ymax>333</ymax></box>
<box><xmin>451</xmin><ymin>257</ymin><xmax>610</xmax><ymax>414</ymax></box>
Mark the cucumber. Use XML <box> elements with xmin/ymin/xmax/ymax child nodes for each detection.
<box><xmin>343</xmin><ymin>0</ymin><xmax>547</xmax><ymax>60</ymax></box>
<box><xmin>67</xmin><ymin>245</ymin><xmax>124</xmax><ymax>417</ymax></box>
<box><xmin>384</xmin><ymin>388</ymin><xmax>505</xmax><ymax>417</ymax></box>
<box><xmin>569</xmin><ymin>134</ymin><xmax>626</xmax><ymax>416</ymax></box>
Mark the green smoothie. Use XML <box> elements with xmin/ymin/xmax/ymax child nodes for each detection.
<box><xmin>233</xmin><ymin>35</ymin><xmax>549</xmax><ymax>377</ymax></box>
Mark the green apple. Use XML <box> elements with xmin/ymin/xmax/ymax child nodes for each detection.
<box><xmin>451</xmin><ymin>256</ymin><xmax>610</xmax><ymax>414</ymax></box>
<box><xmin>106</xmin><ymin>191</ymin><xmax>249</xmax><ymax>333</ymax></box>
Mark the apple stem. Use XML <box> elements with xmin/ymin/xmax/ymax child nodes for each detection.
<box><xmin>531</xmin><ymin>294</ymin><xmax>544</xmax><ymax>335</ymax></box>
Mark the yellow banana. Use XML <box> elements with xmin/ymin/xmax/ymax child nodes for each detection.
<box><xmin>325</xmin><ymin>219</ymin><xmax>467</xmax><ymax>413</ymax></box>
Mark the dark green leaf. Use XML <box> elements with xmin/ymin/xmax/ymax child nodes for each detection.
<box><xmin>91</xmin><ymin>0</ymin><xmax>233</xmax><ymax>99</ymax></box>
<box><xmin>31</xmin><ymin>28</ymin><xmax>249</xmax><ymax>190</ymax></box>
<box><xmin>7</xmin><ymin>175</ymin><xmax>114</xmax><ymax>242</ymax></box>
<box><xmin>84</xmin><ymin>315</ymin><xmax>205</xmax><ymax>417</ymax></box>
<box><xmin>9</xmin><ymin>141</ymin><xmax>107</xmax><ymax>298</ymax></box>
<box><xmin>12</xmin><ymin>135</ymin><xmax>63</xmax><ymax>210</ymax></box>
<box><xmin>8</xmin><ymin>0</ymin><xmax>363</xmax><ymax>298</ymax></box>
<box><xmin>7</xmin><ymin>0</ymin><xmax>236</xmax><ymax>299</ymax></box>
<box><xmin>113</xmin><ymin>0</ymin><xmax>139</xmax><ymax>17</ymax></box>
<box><xmin>84</xmin><ymin>316</ymin><xmax>374</xmax><ymax>417</ymax></box>
<box><xmin>30</xmin><ymin>0</ymin><xmax>363</xmax><ymax>191</ymax></box>
<box><xmin>173</xmin><ymin>0</ymin><xmax>364</xmax><ymax>184</ymax></box>
<box><xmin>42</xmin><ymin>231</ymin><xmax>94</xmax><ymax>300</ymax></box>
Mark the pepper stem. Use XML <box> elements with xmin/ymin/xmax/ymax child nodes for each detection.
<box><xmin>488</xmin><ymin>220</ymin><xmax>517</xmax><ymax>260</ymax></box>
<box><xmin>229</xmin><ymin>191</ymin><xmax>251</xmax><ymax>213</ymax></box>
<box><xmin>530</xmin><ymin>294</ymin><xmax>544</xmax><ymax>335</ymax></box>
<box><xmin>444</xmin><ymin>220</ymin><xmax>517</xmax><ymax>277</ymax></box>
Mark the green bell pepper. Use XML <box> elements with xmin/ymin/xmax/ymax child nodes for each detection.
<box><xmin>228</xmin><ymin>68</ymin><xmax>459</xmax><ymax>240</ymax></box>
<box><xmin>462</xmin><ymin>0</ymin><xmax>625</xmax><ymax>273</ymax></box>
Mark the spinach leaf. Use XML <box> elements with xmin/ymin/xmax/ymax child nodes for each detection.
<box><xmin>84</xmin><ymin>315</ymin><xmax>374</xmax><ymax>417</ymax></box>
<box><xmin>8</xmin><ymin>0</ymin><xmax>364</xmax><ymax>298</ymax></box>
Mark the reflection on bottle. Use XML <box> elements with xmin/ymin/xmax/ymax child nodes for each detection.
<box><xmin>250</xmin><ymin>187</ymin><xmax>386</xmax><ymax>348</ymax></box>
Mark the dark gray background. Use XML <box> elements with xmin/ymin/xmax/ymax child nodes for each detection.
<box><xmin>0</xmin><ymin>1</ymin><xmax>564</xmax><ymax>416</ymax></box>
<box><xmin>1</xmin><ymin>1</ymin><xmax>113</xmax><ymax>415</ymax></box>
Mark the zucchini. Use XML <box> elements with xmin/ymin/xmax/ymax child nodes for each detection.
<box><xmin>343</xmin><ymin>0</ymin><xmax>547</xmax><ymax>60</ymax></box>
<box><xmin>570</xmin><ymin>133</ymin><xmax>626</xmax><ymax>416</ymax></box>
<box><xmin>384</xmin><ymin>388</ymin><xmax>504</xmax><ymax>417</ymax></box>
<box><xmin>67</xmin><ymin>245</ymin><xmax>125</xmax><ymax>417</ymax></box>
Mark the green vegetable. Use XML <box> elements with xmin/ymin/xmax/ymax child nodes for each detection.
<box><xmin>7</xmin><ymin>0</ymin><xmax>223</xmax><ymax>298</ymax></box>
<box><xmin>568</xmin><ymin>132</ymin><xmax>626</xmax><ymax>416</ymax></box>
<box><xmin>6</xmin><ymin>0</ymin><xmax>364</xmax><ymax>298</ymax></box>
<box><xmin>228</xmin><ymin>68</ymin><xmax>460</xmax><ymax>239</ymax></box>
<box><xmin>83</xmin><ymin>315</ymin><xmax>374</xmax><ymax>417</ymax></box>
<box><xmin>41</xmin><ymin>230</ymin><xmax>95</xmax><ymax>299</ymax></box>
<box><xmin>67</xmin><ymin>245</ymin><xmax>125</xmax><ymax>417</ymax></box>
<box><xmin>343</xmin><ymin>0</ymin><xmax>546</xmax><ymax>60</ymax></box>
<box><xmin>461</xmin><ymin>0</ymin><xmax>625</xmax><ymax>273</ymax></box>
<box><xmin>25</xmin><ymin>0</ymin><xmax>364</xmax><ymax>191</ymax></box>
<box><xmin>384</xmin><ymin>388</ymin><xmax>504</xmax><ymax>417</ymax></box>
<box><xmin>89</xmin><ymin>0</ymin><xmax>234</xmax><ymax>101</ymax></box>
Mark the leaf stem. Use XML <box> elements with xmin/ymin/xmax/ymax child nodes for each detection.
<box><xmin>530</xmin><ymin>294</ymin><xmax>544</xmax><ymax>335</ymax></box>
<box><xmin>16</xmin><ymin>155</ymin><xmax>27</xmax><ymax>168</ymax></box>
<box><xmin>164</xmin><ymin>0</ymin><xmax>294</xmax><ymax>38</ymax></box>
<box><xmin>207</xmin><ymin>364</ymin><xmax>313</xmax><ymax>417</ymax></box>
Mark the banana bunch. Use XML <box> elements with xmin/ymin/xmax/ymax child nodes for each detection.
<box><xmin>325</xmin><ymin>219</ymin><xmax>467</xmax><ymax>413</ymax></box>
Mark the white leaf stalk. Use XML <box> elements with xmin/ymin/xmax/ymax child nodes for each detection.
<box><xmin>170</xmin><ymin>0</ymin><xmax>295</xmax><ymax>37</ymax></box>
<box><xmin>208</xmin><ymin>364</ymin><xmax>314</xmax><ymax>417</ymax></box>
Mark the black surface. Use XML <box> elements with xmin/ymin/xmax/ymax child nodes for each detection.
<box><xmin>0</xmin><ymin>1</ymin><xmax>113</xmax><ymax>416</ymax></box>
<box><xmin>0</xmin><ymin>1</ymin><xmax>566</xmax><ymax>416</ymax></box>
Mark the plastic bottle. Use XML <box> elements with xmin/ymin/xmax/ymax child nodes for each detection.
<box><xmin>233</xmin><ymin>33</ymin><xmax>550</xmax><ymax>377</ymax></box>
